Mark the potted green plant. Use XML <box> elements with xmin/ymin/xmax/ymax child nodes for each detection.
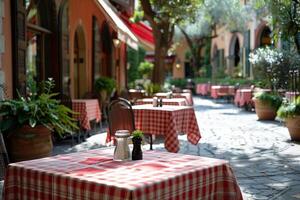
<box><xmin>131</xmin><ymin>130</ymin><xmax>143</xmax><ymax>160</ymax></box>
<box><xmin>145</xmin><ymin>83</ymin><xmax>161</xmax><ymax>97</ymax></box>
<box><xmin>0</xmin><ymin>78</ymin><xmax>78</xmax><ymax>162</ymax></box>
<box><xmin>253</xmin><ymin>91</ymin><xmax>282</xmax><ymax>120</ymax></box>
<box><xmin>249</xmin><ymin>47</ymin><xmax>286</xmax><ymax>120</ymax></box>
<box><xmin>95</xmin><ymin>76</ymin><xmax>116</xmax><ymax>101</ymax></box>
<box><xmin>277</xmin><ymin>96</ymin><xmax>300</xmax><ymax>141</ymax></box>
<box><xmin>138</xmin><ymin>61</ymin><xmax>154</xmax><ymax>79</ymax></box>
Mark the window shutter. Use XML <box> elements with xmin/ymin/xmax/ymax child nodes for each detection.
<box><xmin>59</xmin><ymin>0</ymin><xmax>70</xmax><ymax>95</ymax></box>
<box><xmin>12</xmin><ymin>0</ymin><xmax>27</xmax><ymax>96</ymax></box>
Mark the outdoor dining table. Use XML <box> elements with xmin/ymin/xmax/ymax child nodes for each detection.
<box><xmin>234</xmin><ymin>88</ymin><xmax>253</xmax><ymax>107</ymax></box>
<box><xmin>211</xmin><ymin>85</ymin><xmax>235</xmax><ymax>99</ymax></box>
<box><xmin>3</xmin><ymin>148</ymin><xmax>243</xmax><ymax>200</ymax></box>
<box><xmin>285</xmin><ymin>91</ymin><xmax>299</xmax><ymax>101</ymax></box>
<box><xmin>135</xmin><ymin>97</ymin><xmax>188</xmax><ymax>106</ymax></box>
<box><xmin>196</xmin><ymin>83</ymin><xmax>211</xmax><ymax>95</ymax></box>
<box><xmin>132</xmin><ymin>105</ymin><xmax>200</xmax><ymax>153</ymax></box>
<box><xmin>72</xmin><ymin>99</ymin><xmax>101</xmax><ymax>130</ymax></box>
<box><xmin>155</xmin><ymin>92</ymin><xmax>194</xmax><ymax>106</ymax></box>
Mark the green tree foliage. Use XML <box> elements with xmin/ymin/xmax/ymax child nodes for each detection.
<box><xmin>139</xmin><ymin>0</ymin><xmax>201</xmax><ymax>84</ymax></box>
<box><xmin>138</xmin><ymin>61</ymin><xmax>154</xmax><ymax>78</ymax></box>
<box><xmin>177</xmin><ymin>0</ymin><xmax>249</xmax><ymax>73</ymax></box>
<box><xmin>251</xmin><ymin>0</ymin><xmax>300</xmax><ymax>53</ymax></box>
<box><xmin>127</xmin><ymin>47</ymin><xmax>146</xmax><ymax>84</ymax></box>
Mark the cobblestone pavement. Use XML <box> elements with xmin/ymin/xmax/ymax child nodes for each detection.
<box><xmin>180</xmin><ymin>97</ymin><xmax>300</xmax><ymax>200</ymax></box>
<box><xmin>4</xmin><ymin>96</ymin><xmax>299</xmax><ymax>200</ymax></box>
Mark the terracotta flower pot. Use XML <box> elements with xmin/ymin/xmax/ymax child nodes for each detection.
<box><xmin>253</xmin><ymin>98</ymin><xmax>277</xmax><ymax>120</ymax></box>
<box><xmin>286</xmin><ymin>116</ymin><xmax>300</xmax><ymax>141</ymax></box>
<box><xmin>7</xmin><ymin>125</ymin><xmax>53</xmax><ymax>162</ymax></box>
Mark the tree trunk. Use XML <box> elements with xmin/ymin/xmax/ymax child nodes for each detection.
<box><xmin>294</xmin><ymin>32</ymin><xmax>300</xmax><ymax>54</ymax></box>
<box><xmin>153</xmin><ymin>39</ymin><xmax>167</xmax><ymax>85</ymax></box>
<box><xmin>153</xmin><ymin>46</ymin><xmax>166</xmax><ymax>85</ymax></box>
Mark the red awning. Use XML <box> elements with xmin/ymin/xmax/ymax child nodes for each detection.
<box><xmin>95</xmin><ymin>0</ymin><xmax>138</xmax><ymax>50</ymax></box>
<box><xmin>122</xmin><ymin>17</ymin><xmax>154</xmax><ymax>50</ymax></box>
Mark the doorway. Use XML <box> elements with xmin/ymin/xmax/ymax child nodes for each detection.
<box><xmin>73</xmin><ymin>26</ymin><xmax>87</xmax><ymax>98</ymax></box>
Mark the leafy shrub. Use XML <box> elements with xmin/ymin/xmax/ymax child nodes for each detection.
<box><xmin>95</xmin><ymin>77</ymin><xmax>116</xmax><ymax>95</ymax></box>
<box><xmin>194</xmin><ymin>77</ymin><xmax>211</xmax><ymax>84</ymax></box>
<box><xmin>145</xmin><ymin>83</ymin><xmax>161</xmax><ymax>96</ymax></box>
<box><xmin>138</xmin><ymin>61</ymin><xmax>154</xmax><ymax>78</ymax></box>
<box><xmin>132</xmin><ymin>130</ymin><xmax>144</xmax><ymax>139</ymax></box>
<box><xmin>277</xmin><ymin>96</ymin><xmax>300</xmax><ymax>119</ymax></box>
<box><xmin>168</xmin><ymin>78</ymin><xmax>187</xmax><ymax>89</ymax></box>
<box><xmin>0</xmin><ymin>78</ymin><xmax>78</xmax><ymax>137</ymax></box>
<box><xmin>249</xmin><ymin>47</ymin><xmax>290</xmax><ymax>91</ymax></box>
<box><xmin>254</xmin><ymin>92</ymin><xmax>282</xmax><ymax>110</ymax></box>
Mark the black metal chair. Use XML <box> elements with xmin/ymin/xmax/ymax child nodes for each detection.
<box><xmin>107</xmin><ymin>98</ymin><xmax>136</xmax><ymax>138</ymax></box>
<box><xmin>0</xmin><ymin>130</ymin><xmax>9</xmax><ymax>180</ymax></box>
<box><xmin>107</xmin><ymin>98</ymin><xmax>155</xmax><ymax>149</ymax></box>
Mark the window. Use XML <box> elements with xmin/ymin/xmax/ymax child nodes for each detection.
<box><xmin>260</xmin><ymin>27</ymin><xmax>272</xmax><ymax>47</ymax></box>
<box><xmin>59</xmin><ymin>0</ymin><xmax>70</xmax><ymax>95</ymax></box>
<box><xmin>92</xmin><ymin>17</ymin><xmax>101</xmax><ymax>83</ymax></box>
<box><xmin>25</xmin><ymin>0</ymin><xmax>51</xmax><ymax>84</ymax></box>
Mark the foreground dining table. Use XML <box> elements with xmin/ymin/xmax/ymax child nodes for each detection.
<box><xmin>3</xmin><ymin>149</ymin><xmax>243</xmax><ymax>200</ymax></box>
<box><xmin>72</xmin><ymin>99</ymin><xmax>101</xmax><ymax>130</ymax></box>
<box><xmin>132</xmin><ymin>105</ymin><xmax>201</xmax><ymax>152</ymax></box>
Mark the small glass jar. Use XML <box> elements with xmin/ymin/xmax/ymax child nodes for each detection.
<box><xmin>114</xmin><ymin>130</ymin><xmax>130</xmax><ymax>161</ymax></box>
<box><xmin>153</xmin><ymin>97</ymin><xmax>158</xmax><ymax>107</ymax></box>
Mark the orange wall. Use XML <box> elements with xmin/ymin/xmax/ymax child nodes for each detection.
<box><xmin>69</xmin><ymin>0</ymin><xmax>126</xmax><ymax>97</ymax></box>
<box><xmin>173</xmin><ymin>38</ymin><xmax>188</xmax><ymax>79</ymax></box>
<box><xmin>69</xmin><ymin>0</ymin><xmax>107</xmax><ymax>97</ymax></box>
<box><xmin>1</xmin><ymin>0</ymin><xmax>127</xmax><ymax>99</ymax></box>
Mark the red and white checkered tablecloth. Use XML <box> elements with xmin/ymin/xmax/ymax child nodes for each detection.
<box><xmin>72</xmin><ymin>99</ymin><xmax>101</xmax><ymax>130</ymax></box>
<box><xmin>234</xmin><ymin>89</ymin><xmax>252</xmax><ymax>107</ymax></box>
<box><xmin>196</xmin><ymin>83</ymin><xmax>211</xmax><ymax>95</ymax></box>
<box><xmin>133</xmin><ymin>105</ymin><xmax>201</xmax><ymax>153</ymax></box>
<box><xmin>155</xmin><ymin>92</ymin><xmax>194</xmax><ymax>106</ymax></box>
<box><xmin>135</xmin><ymin>98</ymin><xmax>188</xmax><ymax>106</ymax></box>
<box><xmin>211</xmin><ymin>86</ymin><xmax>235</xmax><ymax>99</ymax></box>
<box><xmin>3</xmin><ymin>149</ymin><xmax>243</xmax><ymax>200</ymax></box>
<box><xmin>285</xmin><ymin>91</ymin><xmax>299</xmax><ymax>101</ymax></box>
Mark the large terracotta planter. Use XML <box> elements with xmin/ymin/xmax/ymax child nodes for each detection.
<box><xmin>253</xmin><ymin>98</ymin><xmax>277</xmax><ymax>120</ymax></box>
<box><xmin>7</xmin><ymin>125</ymin><xmax>53</xmax><ymax>162</ymax></box>
<box><xmin>286</xmin><ymin>116</ymin><xmax>300</xmax><ymax>141</ymax></box>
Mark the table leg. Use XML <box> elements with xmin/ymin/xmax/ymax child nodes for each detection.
<box><xmin>150</xmin><ymin>135</ymin><xmax>153</xmax><ymax>150</ymax></box>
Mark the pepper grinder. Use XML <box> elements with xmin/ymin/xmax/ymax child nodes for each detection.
<box><xmin>159</xmin><ymin>98</ymin><xmax>163</xmax><ymax>107</ymax></box>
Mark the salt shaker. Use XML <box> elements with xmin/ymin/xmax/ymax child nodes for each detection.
<box><xmin>153</xmin><ymin>97</ymin><xmax>158</xmax><ymax>107</ymax></box>
<box><xmin>114</xmin><ymin>130</ymin><xmax>130</xmax><ymax>161</ymax></box>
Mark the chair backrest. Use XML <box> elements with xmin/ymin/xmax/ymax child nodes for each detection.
<box><xmin>83</xmin><ymin>91</ymin><xmax>100</xmax><ymax>99</ymax></box>
<box><xmin>0</xmin><ymin>130</ymin><xmax>9</xmax><ymax>180</ymax></box>
<box><xmin>107</xmin><ymin>98</ymin><xmax>135</xmax><ymax>136</ymax></box>
<box><xmin>129</xmin><ymin>90</ymin><xmax>144</xmax><ymax>100</ymax></box>
<box><xmin>59</xmin><ymin>94</ymin><xmax>72</xmax><ymax>110</ymax></box>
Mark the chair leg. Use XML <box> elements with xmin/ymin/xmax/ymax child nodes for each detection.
<box><xmin>71</xmin><ymin>134</ymin><xmax>75</xmax><ymax>146</ymax></box>
<box><xmin>149</xmin><ymin>135</ymin><xmax>153</xmax><ymax>150</ymax></box>
<box><xmin>77</xmin><ymin>131</ymin><xmax>81</xmax><ymax>143</ymax></box>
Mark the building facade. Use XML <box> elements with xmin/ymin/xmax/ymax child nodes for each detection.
<box><xmin>0</xmin><ymin>0</ymin><xmax>138</xmax><ymax>99</ymax></box>
<box><xmin>211</xmin><ymin>20</ymin><xmax>271</xmax><ymax>79</ymax></box>
<box><xmin>173</xmin><ymin>0</ymin><xmax>272</xmax><ymax>80</ymax></box>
